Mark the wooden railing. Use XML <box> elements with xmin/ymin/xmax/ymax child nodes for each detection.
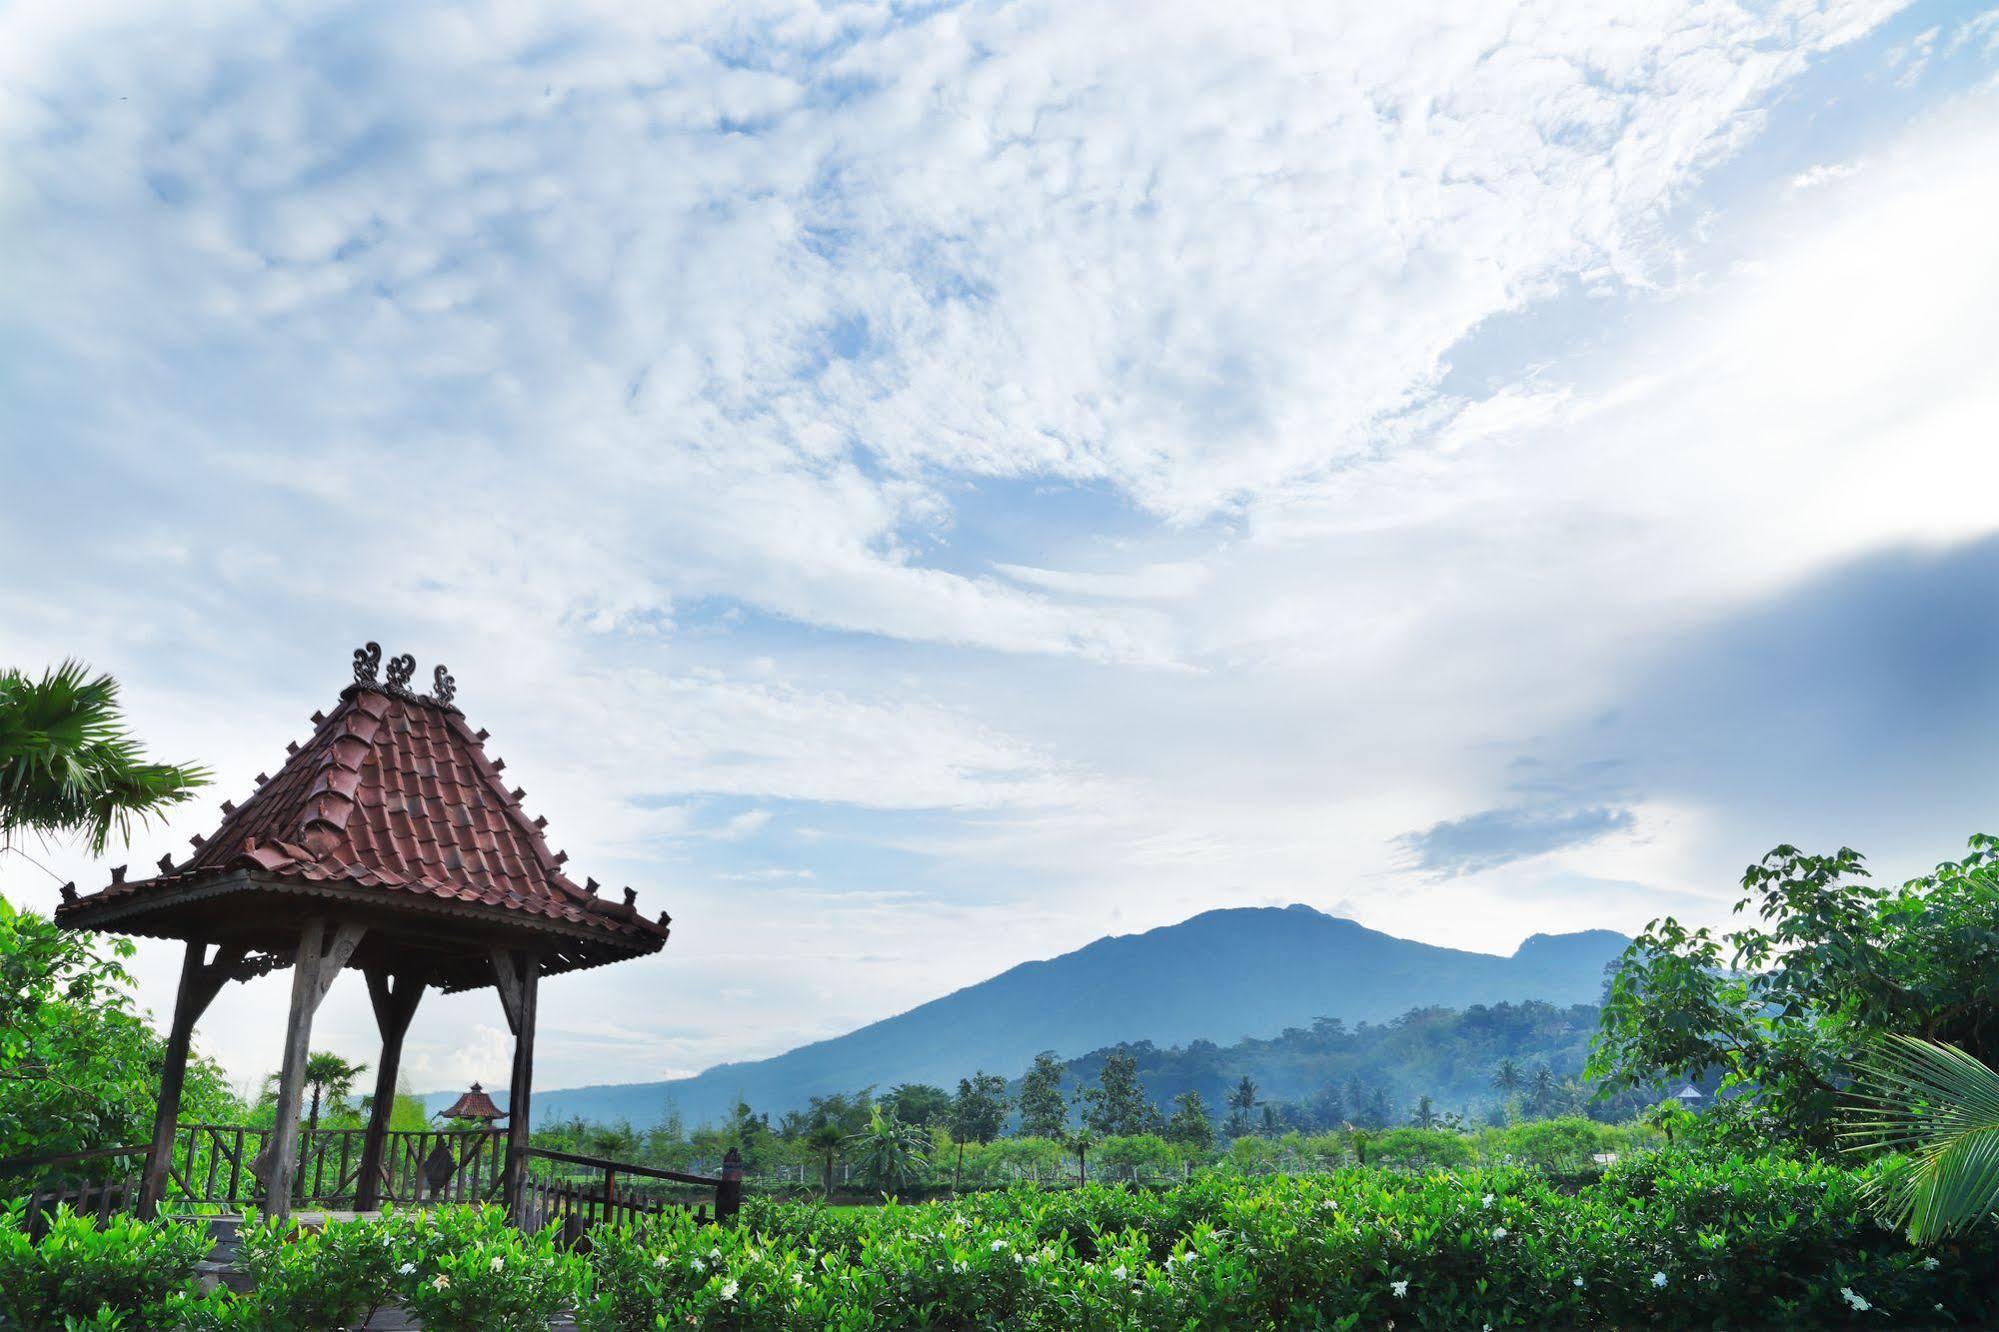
<box><xmin>520</xmin><ymin>1145</ymin><xmax>741</xmax><ymax>1245</ymax></box>
<box><xmin>155</xmin><ymin>1123</ymin><xmax>508</xmax><ymax>1210</ymax></box>
<box><xmin>0</xmin><ymin>1144</ymin><xmax>148</xmax><ymax>1238</ymax></box>
<box><xmin>4</xmin><ymin>1132</ymin><xmax>738</xmax><ymax>1244</ymax></box>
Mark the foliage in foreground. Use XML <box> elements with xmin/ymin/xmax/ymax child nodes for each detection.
<box><xmin>0</xmin><ymin>1202</ymin><xmax>211</xmax><ymax>1331</ymax></box>
<box><xmin>8</xmin><ymin>1152</ymin><xmax>1994</xmax><ymax>1330</ymax></box>
<box><xmin>1591</xmin><ymin>833</ymin><xmax>1999</xmax><ymax>1153</ymax></box>
<box><xmin>1844</xmin><ymin>1033</ymin><xmax>1999</xmax><ymax>1243</ymax></box>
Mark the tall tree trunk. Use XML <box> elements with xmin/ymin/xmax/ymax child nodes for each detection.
<box><xmin>954</xmin><ymin>1140</ymin><xmax>964</xmax><ymax>1192</ymax></box>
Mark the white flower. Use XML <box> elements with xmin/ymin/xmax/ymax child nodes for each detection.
<box><xmin>991</xmin><ymin>1239</ymin><xmax>1008</xmax><ymax>1251</ymax></box>
<box><xmin>653</xmin><ymin>1254</ymin><xmax>670</xmax><ymax>1269</ymax></box>
<box><xmin>709</xmin><ymin>1248</ymin><xmax>722</xmax><ymax>1261</ymax></box>
<box><xmin>489</xmin><ymin>1257</ymin><xmax>504</xmax><ymax>1272</ymax></box>
<box><xmin>397</xmin><ymin>1263</ymin><xmax>416</xmax><ymax>1277</ymax></box>
<box><xmin>431</xmin><ymin>1275</ymin><xmax>450</xmax><ymax>1291</ymax></box>
<box><xmin>1481</xmin><ymin>1194</ymin><xmax>1494</xmax><ymax>1209</ymax></box>
<box><xmin>1573</xmin><ymin>1276</ymin><xmax>1585</xmax><ymax>1288</ymax></box>
<box><xmin>791</xmin><ymin>1273</ymin><xmax>803</xmax><ymax>1287</ymax></box>
<box><xmin>1921</xmin><ymin>1257</ymin><xmax>1940</xmax><ymax>1271</ymax></box>
<box><xmin>719</xmin><ymin>1280</ymin><xmax>739</xmax><ymax>1301</ymax></box>
<box><xmin>1490</xmin><ymin>1226</ymin><xmax>1507</xmax><ymax>1240</ymax></box>
<box><xmin>1390</xmin><ymin>1280</ymin><xmax>1409</xmax><ymax>1298</ymax></box>
<box><xmin>1111</xmin><ymin>1265</ymin><xmax>1128</xmax><ymax>1280</ymax></box>
<box><xmin>1651</xmin><ymin>1271</ymin><xmax>1669</xmax><ymax>1288</ymax></box>
<box><xmin>691</xmin><ymin>1258</ymin><xmax>706</xmax><ymax>1272</ymax></box>
<box><xmin>1840</xmin><ymin>1287</ymin><xmax>1872</xmax><ymax>1313</ymax></box>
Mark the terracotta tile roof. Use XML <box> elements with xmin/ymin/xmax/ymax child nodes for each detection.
<box><xmin>58</xmin><ymin>675</ymin><xmax>668</xmax><ymax>959</ymax></box>
<box><xmin>438</xmin><ymin>1082</ymin><xmax>508</xmax><ymax>1123</ymax></box>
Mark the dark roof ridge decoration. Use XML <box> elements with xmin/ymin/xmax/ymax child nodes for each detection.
<box><xmin>55</xmin><ymin>644</ymin><xmax>669</xmax><ymax>990</ymax></box>
<box><xmin>353</xmin><ymin>641</ymin><xmax>458</xmax><ymax>711</ymax></box>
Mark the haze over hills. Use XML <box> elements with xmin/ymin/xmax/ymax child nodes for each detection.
<box><xmin>437</xmin><ymin>905</ymin><xmax>1628</xmax><ymax>1127</ymax></box>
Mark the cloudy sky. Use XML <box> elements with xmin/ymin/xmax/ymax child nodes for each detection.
<box><xmin>4</xmin><ymin>0</ymin><xmax>1997</xmax><ymax>1102</ymax></box>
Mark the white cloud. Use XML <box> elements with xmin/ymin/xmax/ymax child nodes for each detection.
<box><xmin>13</xmin><ymin>0</ymin><xmax>1998</xmax><ymax>1097</ymax></box>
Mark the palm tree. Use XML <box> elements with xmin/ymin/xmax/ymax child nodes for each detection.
<box><xmin>804</xmin><ymin>1123</ymin><xmax>844</xmax><ymax>1196</ymax></box>
<box><xmin>845</xmin><ymin>1106</ymin><xmax>927</xmax><ymax>1196</ymax></box>
<box><xmin>1067</xmin><ymin>1127</ymin><xmax>1097</xmax><ymax>1184</ymax></box>
<box><xmin>1528</xmin><ymin>1064</ymin><xmax>1558</xmax><ymax>1117</ymax></box>
<box><xmin>1491</xmin><ymin>1059</ymin><xmax>1522</xmax><ymax>1095</ymax></box>
<box><xmin>264</xmin><ymin>1051</ymin><xmax>370</xmax><ymax>1137</ymax></box>
<box><xmin>1843</xmin><ymin>1035</ymin><xmax>1999</xmax><ymax>1242</ymax></box>
<box><xmin>0</xmin><ymin>662</ymin><xmax>208</xmax><ymax>853</ymax></box>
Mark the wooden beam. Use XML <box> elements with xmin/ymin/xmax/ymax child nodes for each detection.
<box><xmin>260</xmin><ymin>918</ymin><xmax>364</xmax><ymax>1222</ymax></box>
<box><xmin>135</xmin><ymin>940</ymin><xmax>247</xmax><ymax>1218</ymax></box>
<box><xmin>354</xmin><ymin>966</ymin><xmax>427</xmax><ymax>1212</ymax></box>
<box><xmin>490</xmin><ymin>946</ymin><xmax>525</xmax><ymax>1035</ymax></box>
<box><xmin>497</xmin><ymin>947</ymin><xmax>541</xmax><ymax>1223</ymax></box>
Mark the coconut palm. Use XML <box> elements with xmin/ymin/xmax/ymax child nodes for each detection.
<box><xmin>0</xmin><ymin>662</ymin><xmax>208</xmax><ymax>854</ymax></box>
<box><xmin>1843</xmin><ymin>1035</ymin><xmax>1999</xmax><ymax>1242</ymax></box>
<box><xmin>1491</xmin><ymin>1059</ymin><xmax>1523</xmax><ymax>1095</ymax></box>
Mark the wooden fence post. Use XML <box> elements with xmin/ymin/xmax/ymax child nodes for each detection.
<box><xmin>716</xmin><ymin>1148</ymin><xmax>743</xmax><ymax>1225</ymax></box>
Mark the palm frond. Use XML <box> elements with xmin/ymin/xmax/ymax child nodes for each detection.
<box><xmin>0</xmin><ymin>661</ymin><xmax>210</xmax><ymax>854</ymax></box>
<box><xmin>1842</xmin><ymin>1035</ymin><xmax>1999</xmax><ymax>1242</ymax></box>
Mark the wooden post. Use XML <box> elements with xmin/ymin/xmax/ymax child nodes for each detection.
<box><xmin>717</xmin><ymin>1147</ymin><xmax>743</xmax><ymax>1226</ymax></box>
<box><xmin>263</xmin><ymin>918</ymin><xmax>366</xmax><ymax>1222</ymax></box>
<box><xmin>355</xmin><ymin>967</ymin><xmax>426</xmax><ymax>1212</ymax></box>
<box><xmin>493</xmin><ymin>945</ymin><xmax>541</xmax><ymax>1224</ymax></box>
<box><xmin>137</xmin><ymin>939</ymin><xmax>243</xmax><ymax>1219</ymax></box>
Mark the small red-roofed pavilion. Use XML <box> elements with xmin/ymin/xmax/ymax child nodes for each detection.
<box><xmin>55</xmin><ymin>644</ymin><xmax>670</xmax><ymax>1222</ymax></box>
<box><xmin>437</xmin><ymin>1082</ymin><xmax>508</xmax><ymax>1125</ymax></box>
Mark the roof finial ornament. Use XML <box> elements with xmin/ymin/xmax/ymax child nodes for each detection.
<box><xmin>353</xmin><ymin>642</ymin><xmax>382</xmax><ymax>686</ymax></box>
<box><xmin>426</xmin><ymin>664</ymin><xmax>457</xmax><ymax>708</ymax></box>
<box><xmin>385</xmin><ymin>653</ymin><xmax>416</xmax><ymax>695</ymax></box>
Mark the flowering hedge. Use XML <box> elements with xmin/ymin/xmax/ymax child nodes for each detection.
<box><xmin>5</xmin><ymin>1151</ymin><xmax>1993</xmax><ymax>1329</ymax></box>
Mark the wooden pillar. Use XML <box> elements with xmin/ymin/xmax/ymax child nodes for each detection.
<box><xmin>263</xmin><ymin>918</ymin><xmax>366</xmax><ymax>1223</ymax></box>
<box><xmin>491</xmin><ymin>945</ymin><xmax>541</xmax><ymax>1223</ymax></box>
<box><xmin>354</xmin><ymin>966</ymin><xmax>426</xmax><ymax>1212</ymax></box>
<box><xmin>716</xmin><ymin>1148</ymin><xmax>744</xmax><ymax>1226</ymax></box>
<box><xmin>136</xmin><ymin>939</ymin><xmax>242</xmax><ymax>1218</ymax></box>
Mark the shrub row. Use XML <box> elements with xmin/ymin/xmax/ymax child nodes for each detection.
<box><xmin>5</xmin><ymin>1151</ymin><xmax>1992</xmax><ymax>1330</ymax></box>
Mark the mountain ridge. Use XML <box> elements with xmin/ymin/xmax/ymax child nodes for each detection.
<box><xmin>428</xmin><ymin>905</ymin><xmax>1628</xmax><ymax>1126</ymax></box>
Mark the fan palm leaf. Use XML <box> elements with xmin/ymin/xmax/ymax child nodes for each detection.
<box><xmin>1842</xmin><ymin>1034</ymin><xmax>1999</xmax><ymax>1242</ymax></box>
<box><xmin>0</xmin><ymin>661</ymin><xmax>208</xmax><ymax>854</ymax></box>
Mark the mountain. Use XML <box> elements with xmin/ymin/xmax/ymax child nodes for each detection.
<box><xmin>438</xmin><ymin>905</ymin><xmax>1628</xmax><ymax>1127</ymax></box>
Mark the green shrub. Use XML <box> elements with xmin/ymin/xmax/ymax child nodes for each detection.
<box><xmin>0</xmin><ymin>1203</ymin><xmax>211</xmax><ymax>1331</ymax></box>
<box><xmin>384</xmin><ymin>1206</ymin><xmax>583</xmax><ymax>1332</ymax></box>
<box><xmin>192</xmin><ymin>1214</ymin><xmax>402</xmax><ymax>1330</ymax></box>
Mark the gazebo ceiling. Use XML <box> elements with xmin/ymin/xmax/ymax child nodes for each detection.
<box><xmin>55</xmin><ymin>644</ymin><xmax>669</xmax><ymax>991</ymax></box>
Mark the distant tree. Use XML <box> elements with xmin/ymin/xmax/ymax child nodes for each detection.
<box><xmin>260</xmin><ymin>1051</ymin><xmax>369</xmax><ymax>1136</ymax></box>
<box><xmin>948</xmin><ymin>1072</ymin><xmax>1008</xmax><ymax>1189</ymax></box>
<box><xmin>1066</xmin><ymin>1127</ymin><xmax>1097</xmax><ymax>1184</ymax></box>
<box><xmin>0</xmin><ymin>661</ymin><xmax>208</xmax><ymax>853</ymax></box>
<box><xmin>1164</xmin><ymin>1090</ymin><xmax>1214</xmax><ymax>1151</ymax></box>
<box><xmin>1365</xmin><ymin>1086</ymin><xmax>1394</xmax><ymax>1130</ymax></box>
<box><xmin>882</xmin><ymin>1082</ymin><xmax>952</xmax><ymax>1130</ymax></box>
<box><xmin>1259</xmin><ymin>1103</ymin><xmax>1281</xmax><ymax>1136</ymax></box>
<box><xmin>1528</xmin><ymin>1064</ymin><xmax>1558</xmax><ymax>1118</ymax></box>
<box><xmin>1491</xmin><ymin>1058</ymin><xmax>1523</xmax><ymax>1096</ymax></box>
<box><xmin>1225</xmin><ymin>1075</ymin><xmax>1258</xmax><ymax>1137</ymax></box>
<box><xmin>1080</xmin><ymin>1051</ymin><xmax>1154</xmax><ymax>1136</ymax></box>
<box><xmin>1411</xmin><ymin>1095</ymin><xmax>1439</xmax><ymax>1129</ymax></box>
<box><xmin>804</xmin><ymin>1123</ymin><xmax>843</xmax><ymax>1195</ymax></box>
<box><xmin>1017</xmin><ymin>1052</ymin><xmax>1068</xmax><ymax>1138</ymax></box>
<box><xmin>1306</xmin><ymin>1082</ymin><xmax>1346</xmax><ymax>1130</ymax></box>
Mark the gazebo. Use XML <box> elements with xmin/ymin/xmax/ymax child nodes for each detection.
<box><xmin>54</xmin><ymin>645</ymin><xmax>671</xmax><ymax>1222</ymax></box>
<box><xmin>437</xmin><ymin>1082</ymin><xmax>508</xmax><ymax>1126</ymax></box>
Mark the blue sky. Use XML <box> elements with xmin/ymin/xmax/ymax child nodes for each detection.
<box><xmin>3</xmin><ymin>0</ymin><xmax>1997</xmax><ymax>1100</ymax></box>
